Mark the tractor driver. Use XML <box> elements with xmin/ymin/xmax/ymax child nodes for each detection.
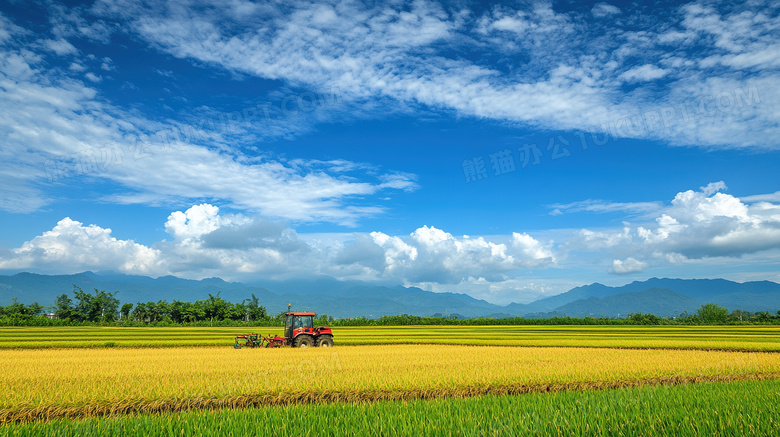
<box><xmin>293</xmin><ymin>317</ymin><xmax>302</xmax><ymax>330</ymax></box>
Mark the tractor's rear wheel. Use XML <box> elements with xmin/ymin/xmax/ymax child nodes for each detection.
<box><xmin>316</xmin><ymin>335</ymin><xmax>334</xmax><ymax>348</ymax></box>
<box><xmin>294</xmin><ymin>335</ymin><xmax>314</xmax><ymax>348</ymax></box>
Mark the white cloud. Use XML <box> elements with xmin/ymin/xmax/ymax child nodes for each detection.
<box><xmin>741</xmin><ymin>190</ymin><xmax>780</xmax><ymax>203</ymax></box>
<box><xmin>0</xmin><ymin>207</ymin><xmax>556</xmax><ymax>294</ymax></box>
<box><xmin>0</xmin><ymin>217</ymin><xmax>163</xmax><ymax>275</ymax></box>
<box><xmin>0</xmin><ymin>30</ymin><xmax>416</xmax><ymax>223</ymax></box>
<box><xmin>2</xmin><ymin>1</ymin><xmax>778</xmax><ymax>222</ymax></box>
<box><xmin>47</xmin><ymin>3</ymin><xmax>114</xmax><ymax>43</ymax></box>
<box><xmin>165</xmin><ymin>204</ymin><xmax>221</xmax><ymax>241</ymax></box>
<box><xmin>1</xmin><ymin>187</ymin><xmax>778</xmax><ymax>303</ymax></box>
<box><xmin>591</xmin><ymin>3</ymin><xmax>621</xmax><ymax>18</ymax></box>
<box><xmin>681</xmin><ymin>3</ymin><xmax>780</xmax><ymax>69</ymax></box>
<box><xmin>701</xmin><ymin>181</ymin><xmax>727</xmax><ymax>196</ymax></box>
<box><xmin>84</xmin><ymin>0</ymin><xmax>780</xmax><ymax>150</ymax></box>
<box><xmin>609</xmin><ymin>257</ymin><xmax>648</xmax><ymax>274</ymax></box>
<box><xmin>570</xmin><ymin>227</ymin><xmax>632</xmax><ymax>251</ymax></box>
<box><xmin>42</xmin><ymin>38</ymin><xmax>77</xmax><ymax>56</ymax></box>
<box><xmin>618</xmin><ymin>64</ymin><xmax>668</xmax><ymax>82</ymax></box>
<box><xmin>549</xmin><ymin>199</ymin><xmax>663</xmax><ymax>216</ymax></box>
<box><xmin>366</xmin><ymin>226</ymin><xmax>554</xmax><ymax>284</ymax></box>
<box><xmin>571</xmin><ymin>182</ymin><xmax>780</xmax><ymax>270</ymax></box>
<box><xmin>84</xmin><ymin>71</ymin><xmax>101</xmax><ymax>82</ymax></box>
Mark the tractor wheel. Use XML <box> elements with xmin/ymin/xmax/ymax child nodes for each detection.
<box><xmin>316</xmin><ymin>335</ymin><xmax>334</xmax><ymax>348</ymax></box>
<box><xmin>294</xmin><ymin>335</ymin><xmax>314</xmax><ymax>348</ymax></box>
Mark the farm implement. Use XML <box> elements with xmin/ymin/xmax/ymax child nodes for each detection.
<box><xmin>233</xmin><ymin>333</ymin><xmax>285</xmax><ymax>348</ymax></box>
<box><xmin>234</xmin><ymin>311</ymin><xmax>334</xmax><ymax>348</ymax></box>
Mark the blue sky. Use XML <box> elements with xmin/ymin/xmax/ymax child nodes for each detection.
<box><xmin>0</xmin><ymin>0</ymin><xmax>779</xmax><ymax>304</ymax></box>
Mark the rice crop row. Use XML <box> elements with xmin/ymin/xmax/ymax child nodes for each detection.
<box><xmin>1</xmin><ymin>325</ymin><xmax>778</xmax><ymax>351</ymax></box>
<box><xmin>2</xmin><ymin>379</ymin><xmax>778</xmax><ymax>436</ymax></box>
<box><xmin>1</xmin><ymin>345</ymin><xmax>778</xmax><ymax>423</ymax></box>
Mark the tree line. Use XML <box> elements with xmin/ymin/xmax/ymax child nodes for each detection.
<box><xmin>0</xmin><ymin>286</ymin><xmax>271</xmax><ymax>326</ymax></box>
<box><xmin>1</xmin><ymin>288</ymin><xmax>779</xmax><ymax>326</ymax></box>
<box><xmin>326</xmin><ymin>304</ymin><xmax>780</xmax><ymax>327</ymax></box>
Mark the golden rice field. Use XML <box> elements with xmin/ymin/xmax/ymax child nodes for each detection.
<box><xmin>1</xmin><ymin>325</ymin><xmax>779</xmax><ymax>351</ymax></box>
<box><xmin>1</xmin><ymin>344</ymin><xmax>779</xmax><ymax>424</ymax></box>
<box><xmin>3</xmin><ymin>380</ymin><xmax>778</xmax><ymax>437</ymax></box>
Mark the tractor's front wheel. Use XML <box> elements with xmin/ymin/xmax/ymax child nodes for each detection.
<box><xmin>294</xmin><ymin>335</ymin><xmax>314</xmax><ymax>348</ymax></box>
<box><xmin>316</xmin><ymin>335</ymin><xmax>334</xmax><ymax>347</ymax></box>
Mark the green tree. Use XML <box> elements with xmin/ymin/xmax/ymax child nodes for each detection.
<box><xmin>143</xmin><ymin>301</ymin><xmax>161</xmax><ymax>323</ymax></box>
<box><xmin>1</xmin><ymin>299</ymin><xmax>44</xmax><ymax>320</ymax></box>
<box><xmin>132</xmin><ymin>302</ymin><xmax>148</xmax><ymax>322</ymax></box>
<box><xmin>627</xmin><ymin>313</ymin><xmax>661</xmax><ymax>325</ymax></box>
<box><xmin>203</xmin><ymin>293</ymin><xmax>229</xmax><ymax>325</ymax></box>
<box><xmin>243</xmin><ymin>294</ymin><xmax>267</xmax><ymax>321</ymax></box>
<box><xmin>697</xmin><ymin>303</ymin><xmax>729</xmax><ymax>324</ymax></box>
<box><xmin>169</xmin><ymin>300</ymin><xmax>187</xmax><ymax>323</ymax></box>
<box><xmin>120</xmin><ymin>303</ymin><xmax>133</xmax><ymax>320</ymax></box>
<box><xmin>754</xmin><ymin>312</ymin><xmax>775</xmax><ymax>323</ymax></box>
<box><xmin>71</xmin><ymin>286</ymin><xmax>97</xmax><ymax>322</ymax></box>
<box><xmin>71</xmin><ymin>286</ymin><xmax>119</xmax><ymax>322</ymax></box>
<box><xmin>183</xmin><ymin>301</ymin><xmax>205</xmax><ymax>323</ymax></box>
<box><xmin>730</xmin><ymin>309</ymin><xmax>749</xmax><ymax>322</ymax></box>
<box><xmin>55</xmin><ymin>294</ymin><xmax>74</xmax><ymax>320</ymax></box>
<box><xmin>93</xmin><ymin>290</ymin><xmax>120</xmax><ymax>322</ymax></box>
<box><xmin>156</xmin><ymin>300</ymin><xmax>171</xmax><ymax>322</ymax></box>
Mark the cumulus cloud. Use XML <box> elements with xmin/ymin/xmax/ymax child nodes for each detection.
<box><xmin>334</xmin><ymin>233</ymin><xmax>387</xmax><ymax>272</ymax></box>
<box><xmin>1</xmin><ymin>185</ymin><xmax>778</xmax><ymax>303</ymax></box>
<box><xmin>0</xmin><ymin>205</ymin><xmax>556</xmax><ymax>292</ymax></box>
<box><xmin>570</xmin><ymin>182</ymin><xmax>780</xmax><ymax>272</ymax></box>
<box><xmin>0</xmin><ymin>217</ymin><xmax>163</xmax><ymax>275</ymax></box>
<box><xmin>368</xmin><ymin>226</ymin><xmax>554</xmax><ymax>283</ymax></box>
<box><xmin>165</xmin><ymin>204</ymin><xmax>221</xmax><ymax>241</ymax></box>
<box><xmin>609</xmin><ymin>257</ymin><xmax>648</xmax><ymax>274</ymax></box>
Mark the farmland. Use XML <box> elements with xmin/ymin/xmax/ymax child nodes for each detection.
<box><xmin>1</xmin><ymin>344</ymin><xmax>779</xmax><ymax>423</ymax></box>
<box><xmin>1</xmin><ymin>325</ymin><xmax>779</xmax><ymax>351</ymax></box>
<box><xmin>0</xmin><ymin>325</ymin><xmax>778</xmax><ymax>435</ymax></box>
<box><xmin>3</xmin><ymin>379</ymin><xmax>778</xmax><ymax>436</ymax></box>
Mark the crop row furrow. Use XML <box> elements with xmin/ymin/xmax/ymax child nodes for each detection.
<box><xmin>2</xmin><ymin>372</ymin><xmax>777</xmax><ymax>425</ymax></box>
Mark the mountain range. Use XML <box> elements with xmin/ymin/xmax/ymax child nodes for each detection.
<box><xmin>1</xmin><ymin>272</ymin><xmax>779</xmax><ymax>319</ymax></box>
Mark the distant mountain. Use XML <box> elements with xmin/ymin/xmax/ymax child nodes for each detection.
<box><xmin>504</xmin><ymin>282</ymin><xmax>617</xmax><ymax>315</ymax></box>
<box><xmin>0</xmin><ymin>272</ymin><xmax>501</xmax><ymax>319</ymax></box>
<box><xmin>0</xmin><ymin>271</ymin><xmax>277</xmax><ymax>309</ymax></box>
<box><xmin>551</xmin><ymin>288</ymin><xmax>702</xmax><ymax>318</ymax></box>
<box><xmin>539</xmin><ymin>278</ymin><xmax>780</xmax><ymax>314</ymax></box>
<box><xmin>1</xmin><ymin>272</ymin><xmax>779</xmax><ymax>318</ymax></box>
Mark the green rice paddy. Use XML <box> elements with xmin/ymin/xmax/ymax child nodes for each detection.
<box><xmin>0</xmin><ymin>325</ymin><xmax>778</xmax><ymax>351</ymax></box>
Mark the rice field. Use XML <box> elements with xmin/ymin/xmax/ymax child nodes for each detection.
<box><xmin>0</xmin><ymin>325</ymin><xmax>778</xmax><ymax>434</ymax></box>
<box><xmin>1</xmin><ymin>344</ymin><xmax>778</xmax><ymax>423</ymax></box>
<box><xmin>1</xmin><ymin>325</ymin><xmax>778</xmax><ymax>351</ymax></box>
<box><xmin>2</xmin><ymin>379</ymin><xmax>778</xmax><ymax>436</ymax></box>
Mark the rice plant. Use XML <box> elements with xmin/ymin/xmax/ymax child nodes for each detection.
<box><xmin>2</xmin><ymin>379</ymin><xmax>777</xmax><ymax>436</ymax></box>
<box><xmin>1</xmin><ymin>345</ymin><xmax>778</xmax><ymax>423</ymax></box>
<box><xmin>1</xmin><ymin>325</ymin><xmax>778</xmax><ymax>351</ymax></box>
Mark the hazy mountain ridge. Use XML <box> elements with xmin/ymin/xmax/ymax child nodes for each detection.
<box><xmin>548</xmin><ymin>288</ymin><xmax>703</xmax><ymax>318</ymax></box>
<box><xmin>1</xmin><ymin>272</ymin><xmax>779</xmax><ymax>319</ymax></box>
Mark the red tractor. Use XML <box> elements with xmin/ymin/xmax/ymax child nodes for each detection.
<box><xmin>284</xmin><ymin>311</ymin><xmax>334</xmax><ymax>347</ymax></box>
<box><xmin>234</xmin><ymin>311</ymin><xmax>334</xmax><ymax>348</ymax></box>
